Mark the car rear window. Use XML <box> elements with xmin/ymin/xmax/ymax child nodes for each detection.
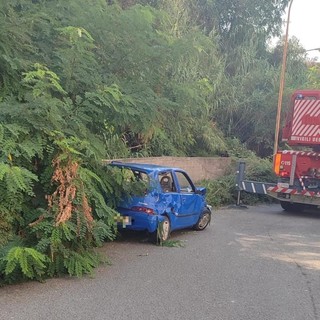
<box><xmin>117</xmin><ymin>168</ymin><xmax>150</xmax><ymax>195</ymax></box>
<box><xmin>131</xmin><ymin>170</ymin><xmax>149</xmax><ymax>183</ymax></box>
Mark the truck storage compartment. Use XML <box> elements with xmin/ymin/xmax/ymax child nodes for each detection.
<box><xmin>282</xmin><ymin>90</ymin><xmax>320</xmax><ymax>146</ymax></box>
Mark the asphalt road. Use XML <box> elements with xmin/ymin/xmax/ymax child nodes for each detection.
<box><xmin>1</xmin><ymin>204</ymin><xmax>320</xmax><ymax>320</ymax></box>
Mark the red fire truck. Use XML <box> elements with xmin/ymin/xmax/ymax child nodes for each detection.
<box><xmin>236</xmin><ymin>90</ymin><xmax>320</xmax><ymax>212</ymax></box>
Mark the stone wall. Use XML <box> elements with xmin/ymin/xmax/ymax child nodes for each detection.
<box><xmin>106</xmin><ymin>156</ymin><xmax>231</xmax><ymax>182</ymax></box>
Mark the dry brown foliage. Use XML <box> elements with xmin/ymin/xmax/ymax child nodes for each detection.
<box><xmin>47</xmin><ymin>157</ymin><xmax>93</xmax><ymax>228</ymax></box>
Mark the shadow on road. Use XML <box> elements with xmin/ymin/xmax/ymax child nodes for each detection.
<box><xmin>280</xmin><ymin>208</ymin><xmax>320</xmax><ymax>220</ymax></box>
<box><xmin>115</xmin><ymin>228</ymin><xmax>191</xmax><ymax>245</ymax></box>
<box><xmin>252</xmin><ymin>203</ymin><xmax>320</xmax><ymax>220</ymax></box>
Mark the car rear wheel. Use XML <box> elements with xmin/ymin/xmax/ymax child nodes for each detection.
<box><xmin>194</xmin><ymin>208</ymin><xmax>211</xmax><ymax>231</ymax></box>
<box><xmin>157</xmin><ymin>216</ymin><xmax>170</xmax><ymax>242</ymax></box>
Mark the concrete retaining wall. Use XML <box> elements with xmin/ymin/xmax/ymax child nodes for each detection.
<box><xmin>106</xmin><ymin>156</ymin><xmax>231</xmax><ymax>182</ymax></box>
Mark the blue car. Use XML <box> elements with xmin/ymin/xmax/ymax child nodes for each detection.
<box><xmin>111</xmin><ymin>161</ymin><xmax>212</xmax><ymax>242</ymax></box>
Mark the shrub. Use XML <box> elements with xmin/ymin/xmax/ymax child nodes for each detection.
<box><xmin>201</xmin><ymin>155</ymin><xmax>276</xmax><ymax>208</ymax></box>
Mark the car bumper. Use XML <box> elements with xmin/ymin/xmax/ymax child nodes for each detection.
<box><xmin>116</xmin><ymin>208</ymin><xmax>165</xmax><ymax>233</ymax></box>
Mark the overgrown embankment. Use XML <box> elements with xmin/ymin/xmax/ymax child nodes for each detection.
<box><xmin>0</xmin><ymin>0</ymin><xmax>310</xmax><ymax>284</ymax></box>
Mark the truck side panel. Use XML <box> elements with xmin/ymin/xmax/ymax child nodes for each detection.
<box><xmin>282</xmin><ymin>90</ymin><xmax>320</xmax><ymax>146</ymax></box>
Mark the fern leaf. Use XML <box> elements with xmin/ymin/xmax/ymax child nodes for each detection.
<box><xmin>18</xmin><ymin>249</ymin><xmax>30</xmax><ymax>277</ymax></box>
<box><xmin>0</xmin><ymin>124</ymin><xmax>4</xmax><ymax>143</ymax></box>
<box><xmin>0</xmin><ymin>163</ymin><xmax>10</xmax><ymax>181</ymax></box>
<box><xmin>5</xmin><ymin>166</ymin><xmax>37</xmax><ymax>196</ymax></box>
<box><xmin>60</xmin><ymin>222</ymin><xmax>73</xmax><ymax>241</ymax></box>
<box><xmin>50</xmin><ymin>227</ymin><xmax>62</xmax><ymax>251</ymax></box>
<box><xmin>4</xmin><ymin>246</ymin><xmax>47</xmax><ymax>279</ymax></box>
<box><xmin>4</xmin><ymin>247</ymin><xmax>23</xmax><ymax>275</ymax></box>
<box><xmin>25</xmin><ymin>248</ymin><xmax>47</xmax><ymax>274</ymax></box>
<box><xmin>9</xmin><ymin>166</ymin><xmax>28</xmax><ymax>192</ymax></box>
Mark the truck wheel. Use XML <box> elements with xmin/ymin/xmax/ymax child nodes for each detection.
<box><xmin>194</xmin><ymin>208</ymin><xmax>211</xmax><ymax>231</ymax></box>
<box><xmin>280</xmin><ymin>201</ymin><xmax>304</xmax><ymax>212</ymax></box>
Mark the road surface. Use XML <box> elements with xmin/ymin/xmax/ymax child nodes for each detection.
<box><xmin>0</xmin><ymin>205</ymin><xmax>319</xmax><ymax>320</ymax></box>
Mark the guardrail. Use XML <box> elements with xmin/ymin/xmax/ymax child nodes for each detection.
<box><xmin>235</xmin><ymin>161</ymin><xmax>276</xmax><ymax>206</ymax></box>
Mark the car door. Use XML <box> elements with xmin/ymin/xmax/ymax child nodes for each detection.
<box><xmin>171</xmin><ymin>170</ymin><xmax>204</xmax><ymax>228</ymax></box>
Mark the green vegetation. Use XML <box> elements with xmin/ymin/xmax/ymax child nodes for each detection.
<box><xmin>201</xmin><ymin>139</ymin><xmax>277</xmax><ymax>207</ymax></box>
<box><xmin>160</xmin><ymin>240</ymin><xmax>186</xmax><ymax>248</ymax></box>
<box><xmin>202</xmin><ymin>157</ymin><xmax>277</xmax><ymax>207</ymax></box>
<box><xmin>0</xmin><ymin>0</ymin><xmax>318</xmax><ymax>284</ymax></box>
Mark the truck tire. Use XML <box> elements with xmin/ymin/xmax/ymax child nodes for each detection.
<box><xmin>280</xmin><ymin>201</ymin><xmax>304</xmax><ymax>212</ymax></box>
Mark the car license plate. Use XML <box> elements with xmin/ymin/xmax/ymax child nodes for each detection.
<box><xmin>114</xmin><ymin>214</ymin><xmax>132</xmax><ymax>227</ymax></box>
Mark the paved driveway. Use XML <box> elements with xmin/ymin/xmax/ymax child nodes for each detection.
<box><xmin>1</xmin><ymin>205</ymin><xmax>319</xmax><ymax>320</ymax></box>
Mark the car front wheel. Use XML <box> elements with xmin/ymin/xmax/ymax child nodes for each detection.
<box><xmin>194</xmin><ymin>208</ymin><xmax>211</xmax><ymax>231</ymax></box>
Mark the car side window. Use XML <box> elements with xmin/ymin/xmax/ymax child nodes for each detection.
<box><xmin>158</xmin><ymin>172</ymin><xmax>175</xmax><ymax>193</ymax></box>
<box><xmin>175</xmin><ymin>171</ymin><xmax>194</xmax><ymax>193</ymax></box>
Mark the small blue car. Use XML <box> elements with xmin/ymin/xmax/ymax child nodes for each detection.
<box><xmin>111</xmin><ymin>161</ymin><xmax>212</xmax><ymax>242</ymax></box>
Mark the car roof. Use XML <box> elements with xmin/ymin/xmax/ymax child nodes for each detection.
<box><xmin>110</xmin><ymin>161</ymin><xmax>181</xmax><ymax>174</ymax></box>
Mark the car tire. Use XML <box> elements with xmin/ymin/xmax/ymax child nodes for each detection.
<box><xmin>157</xmin><ymin>216</ymin><xmax>171</xmax><ymax>242</ymax></box>
<box><xmin>149</xmin><ymin>216</ymin><xmax>171</xmax><ymax>244</ymax></box>
<box><xmin>194</xmin><ymin>208</ymin><xmax>211</xmax><ymax>231</ymax></box>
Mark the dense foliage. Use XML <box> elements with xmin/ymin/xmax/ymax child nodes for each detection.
<box><xmin>0</xmin><ymin>0</ymin><xmax>317</xmax><ymax>283</ymax></box>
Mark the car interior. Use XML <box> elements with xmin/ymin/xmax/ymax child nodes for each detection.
<box><xmin>160</xmin><ymin>175</ymin><xmax>173</xmax><ymax>192</ymax></box>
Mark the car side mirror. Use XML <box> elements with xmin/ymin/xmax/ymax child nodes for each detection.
<box><xmin>195</xmin><ymin>187</ymin><xmax>206</xmax><ymax>196</ymax></box>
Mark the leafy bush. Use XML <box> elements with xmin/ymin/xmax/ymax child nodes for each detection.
<box><xmin>0</xmin><ymin>0</ymin><xmax>302</xmax><ymax>285</ymax></box>
<box><xmin>201</xmin><ymin>153</ymin><xmax>276</xmax><ymax>208</ymax></box>
<box><xmin>0</xmin><ymin>61</ymin><xmax>128</xmax><ymax>283</ymax></box>
<box><xmin>2</xmin><ymin>247</ymin><xmax>47</xmax><ymax>280</ymax></box>
<box><xmin>200</xmin><ymin>175</ymin><xmax>235</xmax><ymax>207</ymax></box>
